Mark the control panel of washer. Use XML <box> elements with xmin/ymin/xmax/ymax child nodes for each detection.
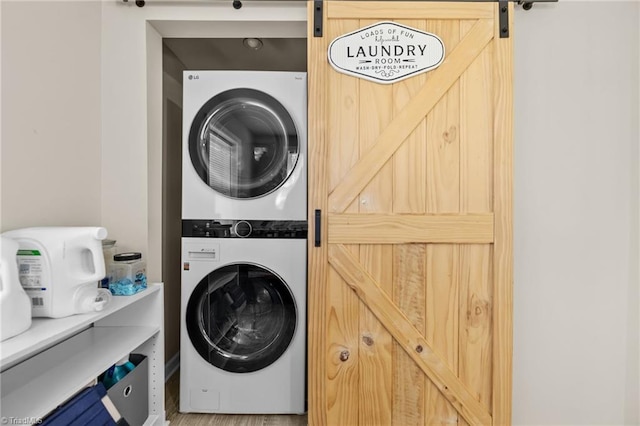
<box><xmin>182</xmin><ymin>220</ymin><xmax>307</xmax><ymax>239</ymax></box>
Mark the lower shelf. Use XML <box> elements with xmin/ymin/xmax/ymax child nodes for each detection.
<box><xmin>0</xmin><ymin>325</ymin><xmax>159</xmax><ymax>420</ymax></box>
<box><xmin>142</xmin><ymin>414</ymin><xmax>162</xmax><ymax>426</ymax></box>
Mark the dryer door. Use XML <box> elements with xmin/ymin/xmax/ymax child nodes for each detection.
<box><xmin>186</xmin><ymin>263</ymin><xmax>297</xmax><ymax>373</ymax></box>
<box><xmin>188</xmin><ymin>89</ymin><xmax>300</xmax><ymax>199</ymax></box>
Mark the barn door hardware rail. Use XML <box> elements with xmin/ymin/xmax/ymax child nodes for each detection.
<box><xmin>122</xmin><ymin>0</ymin><xmax>556</xmax><ymax>10</ymax></box>
<box><xmin>121</xmin><ymin>0</ymin><xmax>146</xmax><ymax>7</ymax></box>
<box><xmin>122</xmin><ymin>0</ymin><xmax>557</xmax><ymax>11</ymax></box>
<box><xmin>311</xmin><ymin>0</ymin><xmax>557</xmax><ymax>39</ymax></box>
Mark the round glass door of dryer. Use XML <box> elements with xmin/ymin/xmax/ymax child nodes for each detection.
<box><xmin>188</xmin><ymin>88</ymin><xmax>300</xmax><ymax>199</ymax></box>
<box><xmin>185</xmin><ymin>263</ymin><xmax>297</xmax><ymax>373</ymax></box>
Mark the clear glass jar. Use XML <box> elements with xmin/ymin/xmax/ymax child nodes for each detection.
<box><xmin>109</xmin><ymin>252</ymin><xmax>147</xmax><ymax>295</ymax></box>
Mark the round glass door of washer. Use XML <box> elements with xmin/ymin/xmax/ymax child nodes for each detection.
<box><xmin>185</xmin><ymin>263</ymin><xmax>297</xmax><ymax>373</ymax></box>
<box><xmin>188</xmin><ymin>88</ymin><xmax>300</xmax><ymax>199</ymax></box>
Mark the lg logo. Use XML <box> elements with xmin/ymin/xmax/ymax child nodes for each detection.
<box><xmin>187</xmin><ymin>74</ymin><xmax>200</xmax><ymax>80</ymax></box>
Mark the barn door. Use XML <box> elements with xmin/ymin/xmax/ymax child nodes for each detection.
<box><xmin>307</xmin><ymin>2</ymin><xmax>513</xmax><ymax>425</ymax></box>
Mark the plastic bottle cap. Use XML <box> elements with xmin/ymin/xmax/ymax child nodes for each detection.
<box><xmin>113</xmin><ymin>252</ymin><xmax>142</xmax><ymax>262</ymax></box>
<box><xmin>94</xmin><ymin>227</ymin><xmax>108</xmax><ymax>240</ymax></box>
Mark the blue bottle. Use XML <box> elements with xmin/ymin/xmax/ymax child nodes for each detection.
<box><xmin>102</xmin><ymin>355</ymin><xmax>135</xmax><ymax>389</ymax></box>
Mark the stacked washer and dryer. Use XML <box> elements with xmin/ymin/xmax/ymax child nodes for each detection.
<box><xmin>180</xmin><ymin>71</ymin><xmax>307</xmax><ymax>414</ymax></box>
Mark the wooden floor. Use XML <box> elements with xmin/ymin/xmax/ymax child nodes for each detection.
<box><xmin>165</xmin><ymin>371</ymin><xmax>308</xmax><ymax>426</ymax></box>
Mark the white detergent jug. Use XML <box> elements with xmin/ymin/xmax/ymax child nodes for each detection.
<box><xmin>0</xmin><ymin>236</ymin><xmax>32</xmax><ymax>341</ymax></box>
<box><xmin>1</xmin><ymin>227</ymin><xmax>112</xmax><ymax>318</ymax></box>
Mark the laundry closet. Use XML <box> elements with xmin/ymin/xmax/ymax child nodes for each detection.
<box><xmin>0</xmin><ymin>1</ymin><xmax>514</xmax><ymax>424</ymax></box>
<box><xmin>5</xmin><ymin>0</ymin><xmax>640</xmax><ymax>425</ymax></box>
<box><xmin>166</xmin><ymin>1</ymin><xmax>514</xmax><ymax>424</ymax></box>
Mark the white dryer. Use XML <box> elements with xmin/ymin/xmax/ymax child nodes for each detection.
<box><xmin>180</xmin><ymin>220</ymin><xmax>306</xmax><ymax>414</ymax></box>
<box><xmin>182</xmin><ymin>71</ymin><xmax>307</xmax><ymax>221</ymax></box>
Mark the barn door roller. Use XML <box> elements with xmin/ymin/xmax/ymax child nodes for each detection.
<box><xmin>501</xmin><ymin>0</ymin><xmax>558</xmax><ymax>38</ymax></box>
<box><xmin>516</xmin><ymin>0</ymin><xmax>558</xmax><ymax>11</ymax></box>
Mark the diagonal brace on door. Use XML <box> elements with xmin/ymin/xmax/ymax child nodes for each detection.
<box><xmin>328</xmin><ymin>244</ymin><xmax>493</xmax><ymax>426</ymax></box>
<box><xmin>327</xmin><ymin>19</ymin><xmax>494</xmax><ymax>214</ymax></box>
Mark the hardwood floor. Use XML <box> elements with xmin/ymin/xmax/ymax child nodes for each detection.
<box><xmin>165</xmin><ymin>371</ymin><xmax>308</xmax><ymax>426</ymax></box>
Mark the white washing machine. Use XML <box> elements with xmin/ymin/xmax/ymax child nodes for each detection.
<box><xmin>182</xmin><ymin>71</ymin><xmax>307</xmax><ymax>221</ymax></box>
<box><xmin>180</xmin><ymin>220</ymin><xmax>306</xmax><ymax>414</ymax></box>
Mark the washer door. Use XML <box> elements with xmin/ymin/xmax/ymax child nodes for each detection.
<box><xmin>186</xmin><ymin>263</ymin><xmax>297</xmax><ymax>373</ymax></box>
<box><xmin>188</xmin><ymin>88</ymin><xmax>300</xmax><ymax>199</ymax></box>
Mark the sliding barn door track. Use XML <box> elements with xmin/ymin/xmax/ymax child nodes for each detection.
<box><xmin>310</xmin><ymin>0</ymin><xmax>558</xmax><ymax>39</ymax></box>
<box><xmin>123</xmin><ymin>0</ymin><xmax>558</xmax><ymax>13</ymax></box>
<box><xmin>120</xmin><ymin>0</ymin><xmax>558</xmax><ymax>40</ymax></box>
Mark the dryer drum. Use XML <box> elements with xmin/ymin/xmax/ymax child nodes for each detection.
<box><xmin>188</xmin><ymin>88</ymin><xmax>300</xmax><ymax>200</ymax></box>
<box><xmin>185</xmin><ymin>263</ymin><xmax>297</xmax><ymax>373</ymax></box>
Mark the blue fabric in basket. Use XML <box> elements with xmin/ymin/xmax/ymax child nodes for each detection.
<box><xmin>42</xmin><ymin>383</ymin><xmax>119</xmax><ymax>426</ymax></box>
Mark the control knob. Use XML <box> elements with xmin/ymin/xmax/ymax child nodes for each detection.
<box><xmin>234</xmin><ymin>221</ymin><xmax>252</xmax><ymax>238</ymax></box>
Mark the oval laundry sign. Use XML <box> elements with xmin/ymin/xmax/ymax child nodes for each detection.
<box><xmin>328</xmin><ymin>21</ymin><xmax>445</xmax><ymax>84</ymax></box>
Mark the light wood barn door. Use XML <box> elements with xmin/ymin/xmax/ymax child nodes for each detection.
<box><xmin>307</xmin><ymin>2</ymin><xmax>513</xmax><ymax>425</ymax></box>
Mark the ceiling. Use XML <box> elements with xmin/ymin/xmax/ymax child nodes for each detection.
<box><xmin>163</xmin><ymin>38</ymin><xmax>307</xmax><ymax>72</ymax></box>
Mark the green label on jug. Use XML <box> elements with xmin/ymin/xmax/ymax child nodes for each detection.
<box><xmin>17</xmin><ymin>250</ymin><xmax>41</xmax><ymax>256</ymax></box>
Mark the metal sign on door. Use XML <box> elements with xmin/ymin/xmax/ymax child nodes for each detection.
<box><xmin>328</xmin><ymin>21</ymin><xmax>445</xmax><ymax>84</ymax></box>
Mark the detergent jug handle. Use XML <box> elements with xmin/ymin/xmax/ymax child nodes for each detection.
<box><xmin>88</xmin><ymin>244</ymin><xmax>106</xmax><ymax>282</ymax></box>
<box><xmin>0</xmin><ymin>237</ymin><xmax>20</xmax><ymax>296</ymax></box>
<box><xmin>85</xmin><ymin>227</ymin><xmax>108</xmax><ymax>283</ymax></box>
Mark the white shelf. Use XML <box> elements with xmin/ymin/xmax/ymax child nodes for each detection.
<box><xmin>143</xmin><ymin>414</ymin><xmax>161</xmax><ymax>426</ymax></box>
<box><xmin>1</xmin><ymin>325</ymin><xmax>159</xmax><ymax>420</ymax></box>
<box><xmin>1</xmin><ymin>284</ymin><xmax>162</xmax><ymax>370</ymax></box>
<box><xmin>0</xmin><ymin>283</ymin><xmax>166</xmax><ymax>424</ymax></box>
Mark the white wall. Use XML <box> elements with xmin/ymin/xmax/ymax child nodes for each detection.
<box><xmin>513</xmin><ymin>2</ymin><xmax>639</xmax><ymax>425</ymax></box>
<box><xmin>635</xmin><ymin>9</ymin><xmax>640</xmax><ymax>425</ymax></box>
<box><xmin>1</xmin><ymin>1</ymin><xmax>102</xmax><ymax>231</ymax></box>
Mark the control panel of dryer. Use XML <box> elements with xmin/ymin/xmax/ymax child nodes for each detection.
<box><xmin>182</xmin><ymin>220</ymin><xmax>307</xmax><ymax>239</ymax></box>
